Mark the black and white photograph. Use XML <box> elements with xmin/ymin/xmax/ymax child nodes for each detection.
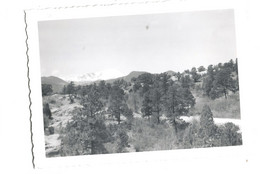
<box><xmin>38</xmin><ymin>9</ymin><xmax>242</xmax><ymax>158</ymax></box>
<box><xmin>4</xmin><ymin>0</ymin><xmax>260</xmax><ymax>173</ymax></box>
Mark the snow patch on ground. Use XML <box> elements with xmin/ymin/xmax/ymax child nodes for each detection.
<box><xmin>180</xmin><ymin>116</ymin><xmax>241</xmax><ymax>129</ymax></box>
<box><xmin>180</xmin><ymin>115</ymin><xmax>200</xmax><ymax>122</ymax></box>
<box><xmin>214</xmin><ymin>118</ymin><xmax>241</xmax><ymax>129</ymax></box>
<box><xmin>133</xmin><ymin>112</ymin><xmax>142</xmax><ymax>118</ymax></box>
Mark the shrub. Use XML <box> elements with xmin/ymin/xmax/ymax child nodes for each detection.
<box><xmin>218</xmin><ymin>122</ymin><xmax>242</xmax><ymax>146</ymax></box>
<box><xmin>50</xmin><ymin>99</ymin><xmax>56</xmax><ymax>104</ymax></box>
<box><xmin>182</xmin><ymin>120</ymin><xmax>204</xmax><ymax>148</ymax></box>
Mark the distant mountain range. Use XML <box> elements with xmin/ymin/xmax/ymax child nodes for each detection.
<box><xmin>41</xmin><ymin>70</ymin><xmax>176</xmax><ymax>93</ymax></box>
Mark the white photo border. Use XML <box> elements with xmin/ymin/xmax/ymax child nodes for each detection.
<box><xmin>25</xmin><ymin>0</ymin><xmax>248</xmax><ymax>169</ymax></box>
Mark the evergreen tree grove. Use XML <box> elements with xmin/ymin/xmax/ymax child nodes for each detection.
<box><xmin>60</xmin><ymin>86</ymin><xmax>110</xmax><ymax>156</ymax></box>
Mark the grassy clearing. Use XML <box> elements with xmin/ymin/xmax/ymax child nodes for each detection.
<box><xmin>128</xmin><ymin>118</ymin><xmax>178</xmax><ymax>152</ymax></box>
<box><xmin>191</xmin><ymin>92</ymin><xmax>241</xmax><ymax>119</ymax></box>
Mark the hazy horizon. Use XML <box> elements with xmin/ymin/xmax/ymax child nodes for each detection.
<box><xmin>38</xmin><ymin>9</ymin><xmax>237</xmax><ymax>80</ymax></box>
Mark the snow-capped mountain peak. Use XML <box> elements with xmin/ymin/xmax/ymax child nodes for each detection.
<box><xmin>65</xmin><ymin>69</ymin><xmax>125</xmax><ymax>82</ymax></box>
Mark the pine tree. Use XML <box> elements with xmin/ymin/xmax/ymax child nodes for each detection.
<box><xmin>42</xmin><ymin>84</ymin><xmax>53</xmax><ymax>96</ymax></box>
<box><xmin>180</xmin><ymin>75</ymin><xmax>193</xmax><ymax>89</ymax></box>
<box><xmin>165</xmin><ymin>84</ymin><xmax>195</xmax><ymax>137</ymax></box>
<box><xmin>43</xmin><ymin>103</ymin><xmax>52</xmax><ymax>131</ymax></box>
<box><xmin>208</xmin><ymin>68</ymin><xmax>236</xmax><ymax>99</ymax></box>
<box><xmin>43</xmin><ymin>103</ymin><xmax>52</xmax><ymax>119</ymax></box>
<box><xmin>66</xmin><ymin>81</ymin><xmax>75</xmax><ymax>103</ymax></box>
<box><xmin>81</xmin><ymin>87</ymin><xmax>103</xmax><ymax>118</ymax></box>
<box><xmin>122</xmin><ymin>105</ymin><xmax>134</xmax><ymax>129</ymax></box>
<box><xmin>191</xmin><ymin>67</ymin><xmax>201</xmax><ymax>82</ymax></box>
<box><xmin>214</xmin><ymin>68</ymin><xmax>236</xmax><ymax>99</ymax></box>
<box><xmin>159</xmin><ymin>73</ymin><xmax>170</xmax><ymax>95</ymax></box>
<box><xmin>200</xmin><ymin>105</ymin><xmax>216</xmax><ymax>143</ymax></box>
<box><xmin>108</xmin><ymin>84</ymin><xmax>125</xmax><ymax>124</ymax></box>
<box><xmin>176</xmin><ymin>72</ymin><xmax>181</xmax><ymax>81</ymax></box>
<box><xmin>203</xmin><ymin>76</ymin><xmax>214</xmax><ymax>97</ymax></box>
<box><xmin>198</xmin><ymin>66</ymin><xmax>206</xmax><ymax>72</ymax></box>
<box><xmin>141</xmin><ymin>93</ymin><xmax>153</xmax><ymax>120</ymax></box>
<box><xmin>150</xmin><ymin>88</ymin><xmax>163</xmax><ymax>124</ymax></box>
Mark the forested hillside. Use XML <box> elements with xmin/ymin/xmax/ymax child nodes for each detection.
<box><xmin>42</xmin><ymin>59</ymin><xmax>241</xmax><ymax>157</ymax></box>
<box><xmin>41</xmin><ymin>76</ymin><xmax>68</xmax><ymax>94</ymax></box>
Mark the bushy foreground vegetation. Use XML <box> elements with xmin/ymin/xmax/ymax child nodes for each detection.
<box><xmin>42</xmin><ymin>59</ymin><xmax>242</xmax><ymax>157</ymax></box>
<box><xmin>181</xmin><ymin>105</ymin><xmax>242</xmax><ymax>148</ymax></box>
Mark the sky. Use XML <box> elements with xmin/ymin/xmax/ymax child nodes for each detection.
<box><xmin>38</xmin><ymin>9</ymin><xmax>237</xmax><ymax>79</ymax></box>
